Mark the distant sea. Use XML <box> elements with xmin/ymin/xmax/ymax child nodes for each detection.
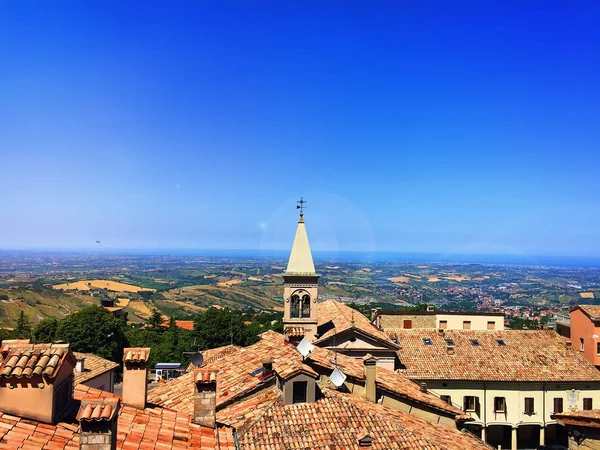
<box><xmin>13</xmin><ymin>248</ymin><xmax>597</xmax><ymax>268</ymax></box>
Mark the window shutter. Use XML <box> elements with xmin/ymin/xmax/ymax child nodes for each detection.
<box><xmin>554</xmin><ymin>398</ymin><xmax>563</xmax><ymax>413</ymax></box>
<box><xmin>584</xmin><ymin>398</ymin><xmax>593</xmax><ymax>410</ymax></box>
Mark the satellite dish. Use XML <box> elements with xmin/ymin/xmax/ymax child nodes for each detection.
<box><xmin>297</xmin><ymin>337</ymin><xmax>314</xmax><ymax>358</ymax></box>
<box><xmin>191</xmin><ymin>352</ymin><xmax>204</xmax><ymax>367</ymax></box>
<box><xmin>329</xmin><ymin>367</ymin><xmax>347</xmax><ymax>387</ymax></box>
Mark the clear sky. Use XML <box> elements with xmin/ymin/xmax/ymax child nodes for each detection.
<box><xmin>1</xmin><ymin>1</ymin><xmax>599</xmax><ymax>257</ymax></box>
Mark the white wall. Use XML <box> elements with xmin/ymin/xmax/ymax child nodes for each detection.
<box><xmin>436</xmin><ymin>314</ymin><xmax>505</xmax><ymax>331</ymax></box>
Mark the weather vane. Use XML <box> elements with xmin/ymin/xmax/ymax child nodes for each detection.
<box><xmin>296</xmin><ymin>197</ymin><xmax>307</xmax><ymax>216</ymax></box>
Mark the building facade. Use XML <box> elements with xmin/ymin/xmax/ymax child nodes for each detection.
<box><xmin>570</xmin><ymin>305</ymin><xmax>600</xmax><ymax>368</ymax></box>
<box><xmin>373</xmin><ymin>310</ymin><xmax>505</xmax><ymax>331</ymax></box>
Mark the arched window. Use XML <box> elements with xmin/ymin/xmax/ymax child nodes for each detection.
<box><xmin>301</xmin><ymin>294</ymin><xmax>311</xmax><ymax>318</ymax></box>
<box><xmin>290</xmin><ymin>295</ymin><xmax>300</xmax><ymax>318</ymax></box>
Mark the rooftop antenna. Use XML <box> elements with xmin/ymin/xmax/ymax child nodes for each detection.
<box><xmin>328</xmin><ymin>330</ymin><xmax>347</xmax><ymax>387</ymax></box>
<box><xmin>184</xmin><ymin>338</ymin><xmax>204</xmax><ymax>366</ymax></box>
<box><xmin>351</xmin><ymin>310</ymin><xmax>355</xmax><ymax>327</ymax></box>
<box><xmin>297</xmin><ymin>337</ymin><xmax>315</xmax><ymax>359</ymax></box>
<box><xmin>296</xmin><ymin>197</ymin><xmax>307</xmax><ymax>218</ymax></box>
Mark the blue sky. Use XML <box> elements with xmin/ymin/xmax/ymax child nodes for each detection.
<box><xmin>1</xmin><ymin>1</ymin><xmax>599</xmax><ymax>257</ymax></box>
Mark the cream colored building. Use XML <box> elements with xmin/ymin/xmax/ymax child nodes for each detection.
<box><xmin>373</xmin><ymin>310</ymin><xmax>505</xmax><ymax>331</ymax></box>
<box><xmin>394</xmin><ymin>328</ymin><xmax>600</xmax><ymax>449</ymax></box>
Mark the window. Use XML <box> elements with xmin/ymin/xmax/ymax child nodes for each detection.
<box><xmin>292</xmin><ymin>381</ymin><xmax>307</xmax><ymax>403</ymax></box>
<box><xmin>553</xmin><ymin>398</ymin><xmax>563</xmax><ymax>413</ymax></box>
<box><xmin>470</xmin><ymin>339</ymin><xmax>480</xmax><ymax>346</ymax></box>
<box><xmin>439</xmin><ymin>320</ymin><xmax>448</xmax><ymax>329</ymax></box>
<box><xmin>524</xmin><ymin>397</ymin><xmax>535</xmax><ymax>414</ymax></box>
<box><xmin>463</xmin><ymin>321</ymin><xmax>471</xmax><ymax>330</ymax></box>
<box><xmin>422</xmin><ymin>338</ymin><xmax>433</xmax><ymax>345</ymax></box>
<box><xmin>445</xmin><ymin>338</ymin><xmax>456</xmax><ymax>346</ymax></box>
<box><xmin>581</xmin><ymin>338</ymin><xmax>585</xmax><ymax>351</ymax></box>
<box><xmin>291</xmin><ymin>295</ymin><xmax>300</xmax><ymax>318</ymax></box>
<box><xmin>494</xmin><ymin>397</ymin><xmax>506</xmax><ymax>413</ymax></box>
<box><xmin>597</xmin><ymin>342</ymin><xmax>600</xmax><ymax>355</ymax></box>
<box><xmin>301</xmin><ymin>294</ymin><xmax>311</xmax><ymax>318</ymax></box>
<box><xmin>584</xmin><ymin>398</ymin><xmax>593</xmax><ymax>410</ymax></box>
<box><xmin>464</xmin><ymin>396</ymin><xmax>477</xmax><ymax>412</ymax></box>
<box><xmin>290</xmin><ymin>293</ymin><xmax>310</xmax><ymax>318</ymax></box>
<box><xmin>497</xmin><ymin>339</ymin><xmax>506</xmax><ymax>346</ymax></box>
<box><xmin>487</xmin><ymin>321</ymin><xmax>496</xmax><ymax>330</ymax></box>
<box><xmin>441</xmin><ymin>395</ymin><xmax>452</xmax><ymax>405</ymax></box>
<box><xmin>403</xmin><ymin>319</ymin><xmax>413</xmax><ymax>329</ymax></box>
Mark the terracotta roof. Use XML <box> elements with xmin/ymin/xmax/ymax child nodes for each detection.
<box><xmin>123</xmin><ymin>347</ymin><xmax>150</xmax><ymax>363</ymax></box>
<box><xmin>161</xmin><ymin>320</ymin><xmax>195</xmax><ymax>331</ymax></box>
<box><xmin>315</xmin><ymin>300</ymin><xmax>398</xmax><ymax>348</ymax></box>
<box><xmin>0</xmin><ymin>383</ymin><xmax>236</xmax><ymax>450</ymax></box>
<box><xmin>393</xmin><ymin>329</ymin><xmax>600</xmax><ymax>382</ymax></box>
<box><xmin>148</xmin><ymin>330</ymin><xmax>463</xmax><ymax>418</ymax></box>
<box><xmin>283</xmin><ymin>326</ymin><xmax>305</xmax><ymax>337</ymax></box>
<box><xmin>73</xmin><ymin>352</ymin><xmax>119</xmax><ymax>386</ymax></box>
<box><xmin>0</xmin><ymin>343</ymin><xmax>73</xmax><ymax>379</ymax></box>
<box><xmin>577</xmin><ymin>305</ymin><xmax>600</xmax><ymax>320</ymax></box>
<box><xmin>552</xmin><ymin>409</ymin><xmax>600</xmax><ymax>428</ymax></box>
<box><xmin>185</xmin><ymin>345</ymin><xmax>242</xmax><ymax>372</ymax></box>
<box><xmin>77</xmin><ymin>397</ymin><xmax>120</xmax><ymax>422</ymax></box>
<box><xmin>239</xmin><ymin>386</ymin><xmax>489</xmax><ymax>450</ymax></box>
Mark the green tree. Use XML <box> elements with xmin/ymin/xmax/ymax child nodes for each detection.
<box><xmin>10</xmin><ymin>311</ymin><xmax>32</xmax><ymax>339</ymax></box>
<box><xmin>148</xmin><ymin>310</ymin><xmax>164</xmax><ymax>330</ymax></box>
<box><xmin>56</xmin><ymin>305</ymin><xmax>127</xmax><ymax>361</ymax></box>
<box><xmin>194</xmin><ymin>308</ymin><xmax>259</xmax><ymax>349</ymax></box>
<box><xmin>33</xmin><ymin>318</ymin><xmax>59</xmax><ymax>343</ymax></box>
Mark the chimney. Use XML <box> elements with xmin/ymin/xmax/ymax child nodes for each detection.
<box><xmin>363</xmin><ymin>354</ymin><xmax>377</xmax><ymax>403</ymax></box>
<box><xmin>77</xmin><ymin>397</ymin><xmax>120</xmax><ymax>450</ymax></box>
<box><xmin>76</xmin><ymin>357</ymin><xmax>86</xmax><ymax>373</ymax></box>
<box><xmin>193</xmin><ymin>368</ymin><xmax>218</xmax><ymax>428</ymax></box>
<box><xmin>566</xmin><ymin>340</ymin><xmax>572</xmax><ymax>348</ymax></box>
<box><xmin>420</xmin><ymin>382</ymin><xmax>428</xmax><ymax>393</ymax></box>
<box><xmin>262</xmin><ymin>360</ymin><xmax>274</xmax><ymax>379</ymax></box>
<box><xmin>426</xmin><ymin>305</ymin><xmax>434</xmax><ymax>312</ymax></box>
<box><xmin>122</xmin><ymin>348</ymin><xmax>150</xmax><ymax>409</ymax></box>
<box><xmin>446</xmin><ymin>345</ymin><xmax>455</xmax><ymax>356</ymax></box>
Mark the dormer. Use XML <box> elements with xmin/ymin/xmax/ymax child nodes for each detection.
<box><xmin>0</xmin><ymin>342</ymin><xmax>76</xmax><ymax>424</ymax></box>
<box><xmin>278</xmin><ymin>368</ymin><xmax>318</xmax><ymax>406</ymax></box>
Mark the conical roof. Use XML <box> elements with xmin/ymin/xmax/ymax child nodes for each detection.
<box><xmin>285</xmin><ymin>214</ymin><xmax>316</xmax><ymax>275</ymax></box>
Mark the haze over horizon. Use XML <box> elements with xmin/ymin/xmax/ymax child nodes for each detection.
<box><xmin>2</xmin><ymin>1</ymin><xmax>599</xmax><ymax>257</ymax></box>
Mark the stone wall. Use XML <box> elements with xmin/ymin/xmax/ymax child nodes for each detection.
<box><xmin>379</xmin><ymin>314</ymin><xmax>436</xmax><ymax>330</ymax></box>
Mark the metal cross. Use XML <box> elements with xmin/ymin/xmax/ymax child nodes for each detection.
<box><xmin>296</xmin><ymin>197</ymin><xmax>307</xmax><ymax>214</ymax></box>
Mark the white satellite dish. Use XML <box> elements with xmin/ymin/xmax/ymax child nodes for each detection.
<box><xmin>297</xmin><ymin>337</ymin><xmax>314</xmax><ymax>358</ymax></box>
<box><xmin>329</xmin><ymin>367</ymin><xmax>347</xmax><ymax>387</ymax></box>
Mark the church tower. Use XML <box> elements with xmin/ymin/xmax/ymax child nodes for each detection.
<box><xmin>283</xmin><ymin>200</ymin><xmax>319</xmax><ymax>342</ymax></box>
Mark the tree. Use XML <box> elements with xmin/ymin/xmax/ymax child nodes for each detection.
<box><xmin>11</xmin><ymin>311</ymin><xmax>32</xmax><ymax>339</ymax></box>
<box><xmin>56</xmin><ymin>305</ymin><xmax>127</xmax><ymax>361</ymax></box>
<box><xmin>33</xmin><ymin>318</ymin><xmax>59</xmax><ymax>343</ymax></box>
<box><xmin>148</xmin><ymin>310</ymin><xmax>164</xmax><ymax>330</ymax></box>
<box><xmin>194</xmin><ymin>308</ymin><xmax>259</xmax><ymax>349</ymax></box>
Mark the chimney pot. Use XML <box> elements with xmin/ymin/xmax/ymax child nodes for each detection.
<box><xmin>78</xmin><ymin>397</ymin><xmax>119</xmax><ymax>450</ymax></box>
<box><xmin>262</xmin><ymin>360</ymin><xmax>274</xmax><ymax>378</ymax></box>
<box><xmin>362</xmin><ymin>355</ymin><xmax>377</xmax><ymax>403</ymax></box>
<box><xmin>566</xmin><ymin>340</ymin><xmax>572</xmax><ymax>348</ymax></box>
<box><xmin>76</xmin><ymin>357</ymin><xmax>85</xmax><ymax>373</ymax></box>
<box><xmin>420</xmin><ymin>382</ymin><xmax>428</xmax><ymax>393</ymax></box>
<box><xmin>122</xmin><ymin>348</ymin><xmax>151</xmax><ymax>409</ymax></box>
<box><xmin>193</xmin><ymin>369</ymin><xmax>219</xmax><ymax>428</ymax></box>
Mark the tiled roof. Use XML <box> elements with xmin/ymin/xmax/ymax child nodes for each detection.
<box><xmin>77</xmin><ymin>397</ymin><xmax>120</xmax><ymax>422</ymax></box>
<box><xmin>73</xmin><ymin>352</ymin><xmax>119</xmax><ymax>386</ymax></box>
<box><xmin>0</xmin><ymin>383</ymin><xmax>236</xmax><ymax>450</ymax></box>
<box><xmin>552</xmin><ymin>409</ymin><xmax>600</xmax><ymax>428</ymax></box>
<box><xmin>185</xmin><ymin>345</ymin><xmax>241</xmax><ymax>373</ymax></box>
<box><xmin>216</xmin><ymin>385</ymin><xmax>281</xmax><ymax>434</ymax></box>
<box><xmin>161</xmin><ymin>320</ymin><xmax>195</xmax><ymax>331</ymax></box>
<box><xmin>239</xmin><ymin>386</ymin><xmax>489</xmax><ymax>450</ymax></box>
<box><xmin>392</xmin><ymin>329</ymin><xmax>600</xmax><ymax>381</ymax></box>
<box><xmin>148</xmin><ymin>330</ymin><xmax>463</xmax><ymax>419</ymax></box>
<box><xmin>315</xmin><ymin>300</ymin><xmax>398</xmax><ymax>348</ymax></box>
<box><xmin>577</xmin><ymin>305</ymin><xmax>600</xmax><ymax>320</ymax></box>
<box><xmin>0</xmin><ymin>343</ymin><xmax>73</xmax><ymax>379</ymax></box>
<box><xmin>123</xmin><ymin>347</ymin><xmax>150</xmax><ymax>363</ymax></box>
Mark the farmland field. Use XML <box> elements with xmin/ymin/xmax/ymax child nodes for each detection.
<box><xmin>53</xmin><ymin>280</ymin><xmax>155</xmax><ymax>293</ymax></box>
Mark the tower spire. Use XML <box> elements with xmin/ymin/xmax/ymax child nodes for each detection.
<box><xmin>286</xmin><ymin>198</ymin><xmax>315</xmax><ymax>275</ymax></box>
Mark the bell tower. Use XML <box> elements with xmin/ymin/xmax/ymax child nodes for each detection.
<box><xmin>283</xmin><ymin>198</ymin><xmax>319</xmax><ymax>342</ymax></box>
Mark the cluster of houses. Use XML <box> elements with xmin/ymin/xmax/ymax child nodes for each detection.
<box><xmin>2</xmin><ymin>212</ymin><xmax>600</xmax><ymax>449</ymax></box>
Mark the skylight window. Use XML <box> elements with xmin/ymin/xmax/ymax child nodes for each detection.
<box><xmin>497</xmin><ymin>339</ymin><xmax>507</xmax><ymax>346</ymax></box>
<box><xmin>423</xmin><ymin>338</ymin><xmax>433</xmax><ymax>346</ymax></box>
<box><xmin>445</xmin><ymin>338</ymin><xmax>455</xmax><ymax>346</ymax></box>
<box><xmin>470</xmin><ymin>339</ymin><xmax>480</xmax><ymax>346</ymax></box>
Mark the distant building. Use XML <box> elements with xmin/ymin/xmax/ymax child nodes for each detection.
<box><xmin>372</xmin><ymin>309</ymin><xmax>505</xmax><ymax>331</ymax></box>
<box><xmin>570</xmin><ymin>305</ymin><xmax>600</xmax><ymax>369</ymax></box>
<box><xmin>393</xmin><ymin>328</ymin><xmax>600</xmax><ymax>449</ymax></box>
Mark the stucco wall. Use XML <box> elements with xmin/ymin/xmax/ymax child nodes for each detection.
<box><xmin>436</xmin><ymin>314</ymin><xmax>505</xmax><ymax>331</ymax></box>
<box><xmin>380</xmin><ymin>315</ymin><xmax>436</xmax><ymax>329</ymax></box>
<box><xmin>425</xmin><ymin>380</ymin><xmax>600</xmax><ymax>428</ymax></box>
<box><xmin>82</xmin><ymin>371</ymin><xmax>114</xmax><ymax>393</ymax></box>
<box><xmin>570</xmin><ymin>309</ymin><xmax>600</xmax><ymax>367</ymax></box>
